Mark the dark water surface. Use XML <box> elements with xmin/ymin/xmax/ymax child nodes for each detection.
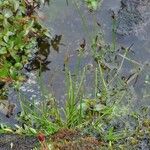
<box><xmin>0</xmin><ymin>0</ymin><xmax>150</xmax><ymax>126</ymax></box>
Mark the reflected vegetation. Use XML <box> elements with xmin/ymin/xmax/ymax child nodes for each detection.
<box><xmin>25</xmin><ymin>34</ymin><xmax>63</xmax><ymax>72</ymax></box>
<box><xmin>0</xmin><ymin>0</ymin><xmax>150</xmax><ymax>149</ymax></box>
<box><xmin>26</xmin><ymin>38</ymin><xmax>51</xmax><ymax>72</ymax></box>
<box><xmin>51</xmin><ymin>34</ymin><xmax>64</xmax><ymax>52</ymax></box>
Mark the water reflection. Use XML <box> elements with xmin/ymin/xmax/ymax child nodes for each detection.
<box><xmin>51</xmin><ymin>34</ymin><xmax>64</xmax><ymax>52</ymax></box>
<box><xmin>1</xmin><ymin>0</ymin><xmax>149</xmax><ymax>126</ymax></box>
<box><xmin>26</xmin><ymin>34</ymin><xmax>64</xmax><ymax>72</ymax></box>
<box><xmin>26</xmin><ymin>38</ymin><xmax>50</xmax><ymax>72</ymax></box>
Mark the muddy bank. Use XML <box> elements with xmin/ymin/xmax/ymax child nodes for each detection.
<box><xmin>0</xmin><ymin>129</ymin><xmax>101</xmax><ymax>150</ymax></box>
<box><xmin>0</xmin><ymin>134</ymin><xmax>38</xmax><ymax>150</ymax></box>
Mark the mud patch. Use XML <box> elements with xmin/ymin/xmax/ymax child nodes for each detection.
<box><xmin>0</xmin><ymin>134</ymin><xmax>38</xmax><ymax>150</ymax></box>
<box><xmin>51</xmin><ymin>128</ymin><xmax>101</xmax><ymax>150</ymax></box>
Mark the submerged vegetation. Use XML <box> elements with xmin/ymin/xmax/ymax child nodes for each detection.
<box><xmin>0</xmin><ymin>0</ymin><xmax>150</xmax><ymax>150</ymax></box>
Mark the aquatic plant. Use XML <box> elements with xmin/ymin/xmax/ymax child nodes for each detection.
<box><xmin>0</xmin><ymin>0</ymin><xmax>50</xmax><ymax>85</ymax></box>
<box><xmin>85</xmin><ymin>0</ymin><xmax>102</xmax><ymax>10</ymax></box>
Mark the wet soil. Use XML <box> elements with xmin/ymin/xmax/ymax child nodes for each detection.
<box><xmin>0</xmin><ymin>129</ymin><xmax>101</xmax><ymax>150</ymax></box>
<box><xmin>51</xmin><ymin>129</ymin><xmax>101</xmax><ymax>150</ymax></box>
<box><xmin>0</xmin><ymin>134</ymin><xmax>38</xmax><ymax>150</ymax></box>
<box><xmin>0</xmin><ymin>120</ymin><xmax>150</xmax><ymax>150</ymax></box>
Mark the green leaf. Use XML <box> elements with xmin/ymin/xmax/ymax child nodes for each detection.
<box><xmin>9</xmin><ymin>67</ymin><xmax>17</xmax><ymax>79</ymax></box>
<box><xmin>9</xmin><ymin>51</ymin><xmax>20</xmax><ymax>62</ymax></box>
<box><xmin>0</xmin><ymin>47</ymin><xmax>7</xmax><ymax>54</ymax></box>
<box><xmin>24</xmin><ymin>20</ymin><xmax>34</xmax><ymax>35</ymax></box>
<box><xmin>91</xmin><ymin>1</ymin><xmax>98</xmax><ymax>10</ymax></box>
<box><xmin>13</xmin><ymin>0</ymin><xmax>20</xmax><ymax>11</ymax></box>
<box><xmin>3</xmin><ymin>18</ymin><xmax>10</xmax><ymax>27</ymax></box>
<box><xmin>14</xmin><ymin>62</ymin><xmax>23</xmax><ymax>69</ymax></box>
<box><xmin>0</xmin><ymin>68</ymin><xmax>9</xmax><ymax>78</ymax></box>
<box><xmin>3</xmin><ymin>9</ymin><xmax>13</xmax><ymax>18</ymax></box>
<box><xmin>0</xmin><ymin>61</ymin><xmax>10</xmax><ymax>78</ymax></box>
<box><xmin>3</xmin><ymin>35</ymin><xmax>8</xmax><ymax>43</ymax></box>
<box><xmin>44</xmin><ymin>30</ymin><xmax>52</xmax><ymax>38</ymax></box>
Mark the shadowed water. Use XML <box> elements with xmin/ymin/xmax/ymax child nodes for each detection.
<box><xmin>0</xmin><ymin>0</ymin><xmax>149</xmax><ymax>129</ymax></box>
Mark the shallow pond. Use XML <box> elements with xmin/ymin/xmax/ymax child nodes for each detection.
<box><xmin>0</xmin><ymin>0</ymin><xmax>150</xmax><ymax>129</ymax></box>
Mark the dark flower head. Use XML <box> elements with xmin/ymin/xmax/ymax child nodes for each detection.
<box><xmin>37</xmin><ymin>132</ymin><xmax>46</xmax><ymax>142</ymax></box>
